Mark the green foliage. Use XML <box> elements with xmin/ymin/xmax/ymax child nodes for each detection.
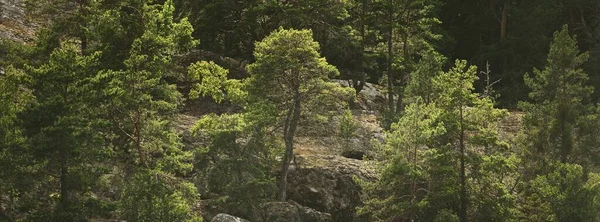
<box><xmin>519</xmin><ymin>163</ymin><xmax>600</xmax><ymax>221</ymax></box>
<box><xmin>246</xmin><ymin>28</ymin><xmax>341</xmax><ymax>103</ymax></box>
<box><xmin>120</xmin><ymin>169</ymin><xmax>202</xmax><ymax>222</ymax></box>
<box><xmin>0</xmin><ymin>65</ymin><xmax>39</xmax><ymax>220</ymax></box>
<box><xmin>523</xmin><ymin>25</ymin><xmax>591</xmax><ymax>104</ymax></box>
<box><xmin>24</xmin><ymin>43</ymin><xmax>110</xmax><ymax>220</ymax></box>
<box><xmin>188</xmin><ymin>61</ymin><xmax>246</xmax><ymax>103</ymax></box>
<box><xmin>432</xmin><ymin>60</ymin><xmax>513</xmax><ymax>222</ymax></box>
<box><xmin>7</xmin><ymin>0</ymin><xmax>600</xmax><ymax>221</ymax></box>
<box><xmin>470</xmin><ymin>154</ymin><xmax>520</xmax><ymax>221</ymax></box>
<box><xmin>246</xmin><ymin>27</ymin><xmax>352</xmax><ymax>200</ymax></box>
<box><xmin>1</xmin><ymin>0</ymin><xmax>203</xmax><ymax>220</ymax></box>
<box><xmin>434</xmin><ymin>209</ymin><xmax>460</xmax><ymax>222</ymax></box>
<box><xmin>361</xmin><ymin>60</ymin><xmax>514</xmax><ymax>221</ymax></box>
<box><xmin>191</xmin><ymin>113</ymin><xmax>277</xmax><ymax>219</ymax></box>
<box><xmin>338</xmin><ymin>109</ymin><xmax>359</xmax><ymax>146</ymax></box>
<box><xmin>186</xmin><ymin>53</ymin><xmax>281</xmax><ymax>219</ymax></box>
<box><xmin>358</xmin><ymin>100</ymin><xmax>445</xmax><ymax>221</ymax></box>
<box><xmin>187</xmin><ymin>27</ymin><xmax>353</xmax><ymax>214</ymax></box>
<box><xmin>519</xmin><ymin>25</ymin><xmax>596</xmax><ymax>169</ymax></box>
<box><xmin>516</xmin><ymin>24</ymin><xmax>600</xmax><ymax>222</ymax></box>
<box><xmin>404</xmin><ymin>50</ymin><xmax>447</xmax><ymax>104</ymax></box>
<box><xmin>0</xmin><ymin>40</ymin><xmax>33</xmax><ymax>68</ymax></box>
<box><xmin>92</xmin><ymin>1</ymin><xmax>200</xmax><ymax>219</ymax></box>
<box><xmin>0</xmin><ymin>66</ymin><xmax>32</xmax><ymax>145</ymax></box>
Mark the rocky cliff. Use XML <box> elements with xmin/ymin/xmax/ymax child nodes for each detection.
<box><xmin>0</xmin><ymin>0</ymin><xmax>37</xmax><ymax>42</ymax></box>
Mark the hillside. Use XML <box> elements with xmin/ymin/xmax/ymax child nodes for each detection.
<box><xmin>0</xmin><ymin>0</ymin><xmax>37</xmax><ymax>42</ymax></box>
<box><xmin>3</xmin><ymin>1</ymin><xmax>600</xmax><ymax>222</ymax></box>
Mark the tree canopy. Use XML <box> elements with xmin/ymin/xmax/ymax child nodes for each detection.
<box><xmin>3</xmin><ymin>0</ymin><xmax>600</xmax><ymax>221</ymax></box>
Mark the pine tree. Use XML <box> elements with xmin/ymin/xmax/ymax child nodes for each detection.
<box><xmin>360</xmin><ymin>60</ymin><xmax>514</xmax><ymax>221</ymax></box>
<box><xmin>517</xmin><ymin>25</ymin><xmax>600</xmax><ymax>222</ymax></box>
<box><xmin>0</xmin><ymin>66</ymin><xmax>36</xmax><ymax>220</ymax></box>
<box><xmin>25</xmin><ymin>44</ymin><xmax>104</xmax><ymax>220</ymax></box>
<box><xmin>358</xmin><ymin>100</ymin><xmax>445</xmax><ymax>221</ymax></box>
<box><xmin>186</xmin><ymin>29</ymin><xmax>354</xmax><ymax>216</ymax></box>
<box><xmin>432</xmin><ymin>60</ymin><xmax>511</xmax><ymax>222</ymax></box>
<box><xmin>403</xmin><ymin>50</ymin><xmax>447</xmax><ymax>104</ymax></box>
<box><xmin>88</xmin><ymin>1</ymin><xmax>201</xmax><ymax>220</ymax></box>
<box><xmin>246</xmin><ymin>28</ymin><xmax>353</xmax><ymax>201</ymax></box>
<box><xmin>519</xmin><ymin>25</ymin><xmax>594</xmax><ymax>169</ymax></box>
<box><xmin>187</xmin><ymin>61</ymin><xmax>276</xmax><ymax>219</ymax></box>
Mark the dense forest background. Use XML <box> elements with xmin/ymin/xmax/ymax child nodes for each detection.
<box><xmin>2</xmin><ymin>0</ymin><xmax>600</xmax><ymax>221</ymax></box>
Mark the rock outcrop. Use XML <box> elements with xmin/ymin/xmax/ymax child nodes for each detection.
<box><xmin>211</xmin><ymin>213</ymin><xmax>249</xmax><ymax>222</ymax></box>
<box><xmin>261</xmin><ymin>200</ymin><xmax>331</xmax><ymax>222</ymax></box>
<box><xmin>0</xmin><ymin>0</ymin><xmax>37</xmax><ymax>42</ymax></box>
<box><xmin>286</xmin><ymin>155</ymin><xmax>376</xmax><ymax>221</ymax></box>
<box><xmin>333</xmin><ymin>80</ymin><xmax>386</xmax><ymax>111</ymax></box>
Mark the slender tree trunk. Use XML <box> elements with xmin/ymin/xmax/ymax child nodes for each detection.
<box><xmin>560</xmin><ymin>109</ymin><xmax>569</xmax><ymax>163</ymax></box>
<box><xmin>58</xmin><ymin>147</ymin><xmax>71</xmax><ymax>220</ymax></box>
<box><xmin>410</xmin><ymin>105</ymin><xmax>418</xmax><ymax>221</ymax></box>
<box><xmin>354</xmin><ymin>0</ymin><xmax>367</xmax><ymax>96</ymax></box>
<box><xmin>278</xmin><ymin>87</ymin><xmax>302</xmax><ymax>201</ymax></box>
<box><xmin>77</xmin><ymin>0</ymin><xmax>88</xmax><ymax>54</ymax></box>
<box><xmin>459</xmin><ymin>105</ymin><xmax>468</xmax><ymax>222</ymax></box>
<box><xmin>396</xmin><ymin>11</ymin><xmax>411</xmax><ymax>114</ymax></box>
<box><xmin>57</xmin><ymin>88</ymin><xmax>72</xmax><ymax>220</ymax></box>
<box><xmin>396</xmin><ymin>92</ymin><xmax>404</xmax><ymax>113</ymax></box>
<box><xmin>134</xmin><ymin>109</ymin><xmax>146</xmax><ymax>167</ymax></box>
<box><xmin>387</xmin><ymin>0</ymin><xmax>395</xmax><ymax>113</ymax></box>
<box><xmin>500</xmin><ymin>0</ymin><xmax>508</xmax><ymax>40</ymax></box>
<box><xmin>559</xmin><ymin>76</ymin><xmax>569</xmax><ymax>163</ymax></box>
<box><xmin>500</xmin><ymin>0</ymin><xmax>509</xmax><ymax>75</ymax></box>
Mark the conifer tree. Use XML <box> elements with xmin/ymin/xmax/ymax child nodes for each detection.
<box><xmin>24</xmin><ymin>44</ymin><xmax>105</xmax><ymax>220</ymax></box>
<box><xmin>0</xmin><ymin>66</ymin><xmax>36</xmax><ymax>220</ymax></box>
<box><xmin>519</xmin><ymin>25</ymin><xmax>595</xmax><ymax>169</ymax></box>
<box><xmin>433</xmin><ymin>60</ymin><xmax>511</xmax><ymax>222</ymax></box>
<box><xmin>187</xmin><ymin>61</ymin><xmax>276</xmax><ymax>219</ymax></box>
<box><xmin>246</xmin><ymin>28</ymin><xmax>353</xmax><ymax>201</ymax></box>
<box><xmin>187</xmin><ymin>29</ymin><xmax>353</xmax><ymax>216</ymax></box>
<box><xmin>88</xmin><ymin>1</ymin><xmax>201</xmax><ymax>220</ymax></box>
<box><xmin>403</xmin><ymin>50</ymin><xmax>446</xmax><ymax>104</ymax></box>
<box><xmin>361</xmin><ymin>60</ymin><xmax>514</xmax><ymax>222</ymax></box>
<box><xmin>358</xmin><ymin>100</ymin><xmax>445</xmax><ymax>221</ymax></box>
<box><xmin>517</xmin><ymin>25</ymin><xmax>600</xmax><ymax>222</ymax></box>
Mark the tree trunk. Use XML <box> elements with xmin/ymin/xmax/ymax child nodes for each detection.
<box><xmin>353</xmin><ymin>0</ymin><xmax>367</xmax><ymax>96</ymax></box>
<box><xmin>410</xmin><ymin>105</ymin><xmax>418</xmax><ymax>221</ymax></box>
<box><xmin>278</xmin><ymin>87</ymin><xmax>302</xmax><ymax>201</ymax></box>
<box><xmin>77</xmin><ymin>0</ymin><xmax>88</xmax><ymax>54</ymax></box>
<box><xmin>396</xmin><ymin>91</ymin><xmax>404</xmax><ymax>113</ymax></box>
<box><xmin>500</xmin><ymin>0</ymin><xmax>508</xmax><ymax>40</ymax></box>
<box><xmin>57</xmin><ymin>147</ymin><xmax>72</xmax><ymax>220</ymax></box>
<box><xmin>459</xmin><ymin>105</ymin><xmax>468</xmax><ymax>222</ymax></box>
<box><xmin>387</xmin><ymin>0</ymin><xmax>395</xmax><ymax>113</ymax></box>
<box><xmin>396</xmin><ymin>11</ymin><xmax>411</xmax><ymax>114</ymax></box>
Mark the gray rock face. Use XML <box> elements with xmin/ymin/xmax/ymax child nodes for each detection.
<box><xmin>261</xmin><ymin>201</ymin><xmax>331</xmax><ymax>222</ymax></box>
<box><xmin>211</xmin><ymin>213</ymin><xmax>249</xmax><ymax>222</ymax></box>
<box><xmin>332</xmin><ymin>80</ymin><xmax>386</xmax><ymax>111</ymax></box>
<box><xmin>0</xmin><ymin>0</ymin><xmax>37</xmax><ymax>42</ymax></box>
<box><xmin>287</xmin><ymin>155</ymin><xmax>376</xmax><ymax>222</ymax></box>
<box><xmin>0</xmin><ymin>0</ymin><xmax>24</xmax><ymax>22</ymax></box>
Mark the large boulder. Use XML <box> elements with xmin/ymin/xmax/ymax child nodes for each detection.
<box><xmin>261</xmin><ymin>200</ymin><xmax>331</xmax><ymax>222</ymax></box>
<box><xmin>332</xmin><ymin>80</ymin><xmax>386</xmax><ymax>111</ymax></box>
<box><xmin>287</xmin><ymin>155</ymin><xmax>376</xmax><ymax>221</ymax></box>
<box><xmin>211</xmin><ymin>213</ymin><xmax>249</xmax><ymax>222</ymax></box>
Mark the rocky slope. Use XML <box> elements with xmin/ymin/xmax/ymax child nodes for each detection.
<box><xmin>0</xmin><ymin>0</ymin><xmax>37</xmax><ymax>42</ymax></box>
<box><xmin>1</xmin><ymin>3</ymin><xmax>523</xmax><ymax>220</ymax></box>
<box><xmin>176</xmin><ymin>79</ymin><xmax>526</xmax><ymax>222</ymax></box>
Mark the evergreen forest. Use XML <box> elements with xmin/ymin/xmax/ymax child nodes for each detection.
<box><xmin>2</xmin><ymin>0</ymin><xmax>600</xmax><ymax>221</ymax></box>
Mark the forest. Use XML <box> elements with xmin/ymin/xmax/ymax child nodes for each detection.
<box><xmin>2</xmin><ymin>0</ymin><xmax>600</xmax><ymax>221</ymax></box>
